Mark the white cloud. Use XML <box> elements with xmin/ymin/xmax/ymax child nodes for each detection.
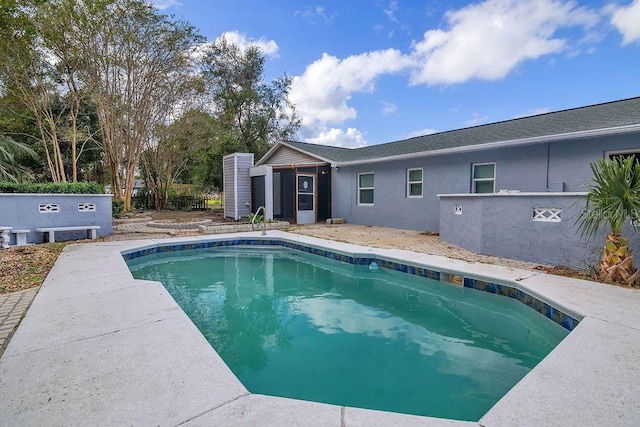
<box><xmin>189</xmin><ymin>31</ymin><xmax>279</xmax><ymax>65</ymax></box>
<box><xmin>294</xmin><ymin>5</ymin><xmax>336</xmax><ymax>24</ymax></box>
<box><xmin>465</xmin><ymin>112</ymin><xmax>489</xmax><ymax>127</ymax></box>
<box><xmin>294</xmin><ymin>297</ymin><xmax>527</xmax><ymax>385</ymax></box>
<box><xmin>384</xmin><ymin>1</ymin><xmax>399</xmax><ymax>23</ymax></box>
<box><xmin>148</xmin><ymin>0</ymin><xmax>181</xmax><ymax>10</ymax></box>
<box><xmin>381</xmin><ymin>101</ymin><xmax>397</xmax><ymax>115</ymax></box>
<box><xmin>217</xmin><ymin>31</ymin><xmax>279</xmax><ymax>58</ymax></box>
<box><xmin>409</xmin><ymin>0</ymin><xmax>599</xmax><ymax>85</ymax></box>
<box><xmin>405</xmin><ymin>128</ymin><xmax>438</xmax><ymax>138</ymax></box>
<box><xmin>513</xmin><ymin>107</ymin><xmax>551</xmax><ymax>119</ymax></box>
<box><xmin>290</xmin><ymin>50</ymin><xmax>412</xmax><ymax>128</ymax></box>
<box><xmin>291</xmin><ymin>0</ymin><xmax>604</xmax><ymax>146</ymax></box>
<box><xmin>610</xmin><ymin>1</ymin><xmax>640</xmax><ymax>45</ymax></box>
<box><xmin>300</xmin><ymin>125</ymin><xmax>368</xmax><ymax>148</ymax></box>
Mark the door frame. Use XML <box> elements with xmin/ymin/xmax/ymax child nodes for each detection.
<box><xmin>295</xmin><ymin>173</ymin><xmax>316</xmax><ymax>224</ymax></box>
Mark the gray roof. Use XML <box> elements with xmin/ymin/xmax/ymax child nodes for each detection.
<box><xmin>284</xmin><ymin>96</ymin><xmax>640</xmax><ymax>163</ymax></box>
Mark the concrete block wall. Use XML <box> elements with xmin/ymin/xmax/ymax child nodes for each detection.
<box><xmin>0</xmin><ymin>194</ymin><xmax>113</xmax><ymax>244</ymax></box>
<box><xmin>439</xmin><ymin>192</ymin><xmax>640</xmax><ymax>269</ymax></box>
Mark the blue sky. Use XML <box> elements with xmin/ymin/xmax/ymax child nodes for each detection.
<box><xmin>151</xmin><ymin>0</ymin><xmax>640</xmax><ymax>148</ymax></box>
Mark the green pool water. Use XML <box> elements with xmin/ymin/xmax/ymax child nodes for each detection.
<box><xmin>127</xmin><ymin>246</ymin><xmax>568</xmax><ymax>421</ymax></box>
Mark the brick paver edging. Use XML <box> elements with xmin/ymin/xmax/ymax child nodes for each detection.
<box><xmin>0</xmin><ymin>287</ymin><xmax>39</xmax><ymax>358</ymax></box>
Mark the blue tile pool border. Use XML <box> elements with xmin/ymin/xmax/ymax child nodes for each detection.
<box><xmin>122</xmin><ymin>238</ymin><xmax>579</xmax><ymax>331</ymax></box>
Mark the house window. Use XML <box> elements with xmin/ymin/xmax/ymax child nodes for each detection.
<box><xmin>472</xmin><ymin>163</ymin><xmax>495</xmax><ymax>193</ymax></box>
<box><xmin>608</xmin><ymin>149</ymin><xmax>640</xmax><ymax>160</ymax></box>
<box><xmin>407</xmin><ymin>168</ymin><xmax>423</xmax><ymax>198</ymax></box>
<box><xmin>608</xmin><ymin>151</ymin><xmax>640</xmax><ymax>189</ymax></box>
<box><xmin>608</xmin><ymin>150</ymin><xmax>640</xmax><ymax>165</ymax></box>
<box><xmin>358</xmin><ymin>173</ymin><xmax>374</xmax><ymax>205</ymax></box>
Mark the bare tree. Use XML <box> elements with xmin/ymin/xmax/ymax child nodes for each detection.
<box><xmin>36</xmin><ymin>3</ymin><xmax>88</xmax><ymax>182</ymax></box>
<box><xmin>0</xmin><ymin>1</ymin><xmax>67</xmax><ymax>182</ymax></box>
<box><xmin>61</xmin><ymin>0</ymin><xmax>202</xmax><ymax>210</ymax></box>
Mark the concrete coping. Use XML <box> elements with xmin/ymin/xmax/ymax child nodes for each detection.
<box><xmin>1</xmin><ymin>231</ymin><xmax>639</xmax><ymax>426</ymax></box>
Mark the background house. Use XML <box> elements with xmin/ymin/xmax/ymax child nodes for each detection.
<box><xmin>228</xmin><ymin>97</ymin><xmax>640</xmax><ymax>268</ymax></box>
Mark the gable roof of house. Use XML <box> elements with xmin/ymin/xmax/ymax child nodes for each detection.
<box><xmin>278</xmin><ymin>96</ymin><xmax>640</xmax><ymax>166</ymax></box>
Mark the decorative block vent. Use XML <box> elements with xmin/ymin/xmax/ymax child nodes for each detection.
<box><xmin>78</xmin><ymin>203</ymin><xmax>96</xmax><ymax>212</ymax></box>
<box><xmin>454</xmin><ymin>204</ymin><xmax>462</xmax><ymax>215</ymax></box>
<box><xmin>39</xmin><ymin>203</ymin><xmax>59</xmax><ymax>213</ymax></box>
<box><xmin>532</xmin><ymin>208</ymin><xmax>562</xmax><ymax>222</ymax></box>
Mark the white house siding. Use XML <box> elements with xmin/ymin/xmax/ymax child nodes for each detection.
<box><xmin>263</xmin><ymin>146</ymin><xmax>324</xmax><ymax>166</ymax></box>
<box><xmin>223</xmin><ymin>153</ymin><xmax>254</xmax><ymax>220</ymax></box>
<box><xmin>223</xmin><ymin>155</ymin><xmax>236</xmax><ymax>219</ymax></box>
<box><xmin>236</xmin><ymin>154</ymin><xmax>253</xmax><ymax>218</ymax></box>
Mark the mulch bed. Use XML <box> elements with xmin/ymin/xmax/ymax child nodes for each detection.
<box><xmin>1</xmin><ymin>210</ymin><xmax>225</xmax><ymax>294</ymax></box>
<box><xmin>0</xmin><ymin>243</ymin><xmax>66</xmax><ymax>294</ymax></box>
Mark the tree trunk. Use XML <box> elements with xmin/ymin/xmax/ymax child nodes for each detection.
<box><xmin>109</xmin><ymin>162</ymin><xmax>122</xmax><ymax>201</ymax></box>
<box><xmin>123</xmin><ymin>164</ymin><xmax>137</xmax><ymax>213</ymax></box>
<box><xmin>161</xmin><ymin>181</ymin><xmax>169</xmax><ymax>210</ymax></box>
<box><xmin>599</xmin><ymin>233</ymin><xmax>638</xmax><ymax>286</ymax></box>
<box><xmin>71</xmin><ymin>113</ymin><xmax>78</xmax><ymax>182</ymax></box>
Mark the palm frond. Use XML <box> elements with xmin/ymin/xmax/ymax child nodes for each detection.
<box><xmin>576</xmin><ymin>156</ymin><xmax>640</xmax><ymax>239</ymax></box>
<box><xmin>0</xmin><ymin>135</ymin><xmax>39</xmax><ymax>183</ymax></box>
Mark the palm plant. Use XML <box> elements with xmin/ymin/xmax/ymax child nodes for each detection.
<box><xmin>0</xmin><ymin>135</ymin><xmax>38</xmax><ymax>182</ymax></box>
<box><xmin>576</xmin><ymin>156</ymin><xmax>640</xmax><ymax>285</ymax></box>
<box><xmin>247</xmin><ymin>212</ymin><xmax>264</xmax><ymax>231</ymax></box>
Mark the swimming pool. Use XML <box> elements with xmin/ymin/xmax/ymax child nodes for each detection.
<box><xmin>126</xmin><ymin>240</ymin><xmax>571</xmax><ymax>421</ymax></box>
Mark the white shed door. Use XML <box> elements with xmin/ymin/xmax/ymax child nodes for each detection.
<box><xmin>296</xmin><ymin>174</ymin><xmax>315</xmax><ymax>224</ymax></box>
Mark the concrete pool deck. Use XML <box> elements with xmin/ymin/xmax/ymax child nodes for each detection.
<box><xmin>1</xmin><ymin>230</ymin><xmax>639</xmax><ymax>426</ymax></box>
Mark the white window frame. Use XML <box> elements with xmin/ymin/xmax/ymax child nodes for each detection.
<box><xmin>357</xmin><ymin>172</ymin><xmax>374</xmax><ymax>206</ymax></box>
<box><xmin>406</xmin><ymin>168</ymin><xmax>423</xmax><ymax>198</ymax></box>
<box><xmin>472</xmin><ymin>162</ymin><xmax>496</xmax><ymax>194</ymax></box>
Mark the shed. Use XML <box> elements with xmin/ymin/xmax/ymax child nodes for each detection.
<box><xmin>251</xmin><ymin>141</ymin><xmax>333</xmax><ymax>224</ymax></box>
<box><xmin>223</xmin><ymin>153</ymin><xmax>254</xmax><ymax>220</ymax></box>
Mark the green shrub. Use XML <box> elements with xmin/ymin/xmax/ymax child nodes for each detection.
<box><xmin>0</xmin><ymin>181</ymin><xmax>103</xmax><ymax>194</ymax></box>
<box><xmin>112</xmin><ymin>199</ymin><xmax>125</xmax><ymax>218</ymax></box>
